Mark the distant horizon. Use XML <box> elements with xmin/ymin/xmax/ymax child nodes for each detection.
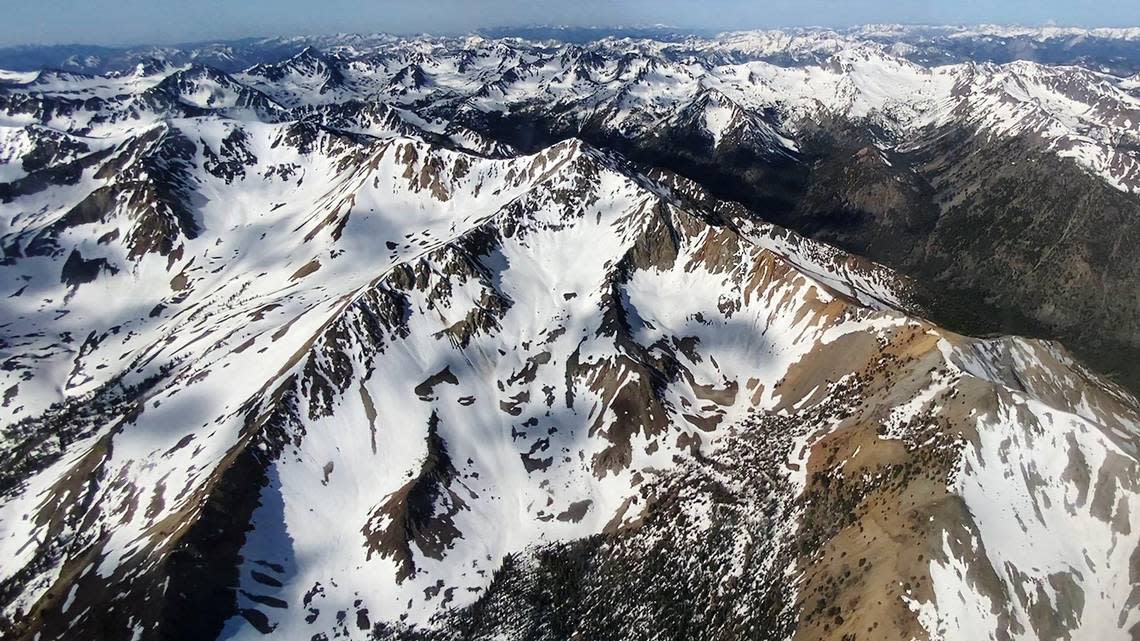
<box><xmin>4</xmin><ymin>0</ymin><xmax>1140</xmax><ymax>48</ymax></box>
<box><xmin>5</xmin><ymin>21</ymin><xmax>1140</xmax><ymax>51</ymax></box>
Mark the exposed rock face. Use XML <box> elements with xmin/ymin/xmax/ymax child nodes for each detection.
<box><xmin>1</xmin><ymin>30</ymin><xmax>1139</xmax><ymax>641</ymax></box>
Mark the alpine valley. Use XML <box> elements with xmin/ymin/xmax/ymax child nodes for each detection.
<box><xmin>0</xmin><ymin>25</ymin><xmax>1139</xmax><ymax>641</ymax></box>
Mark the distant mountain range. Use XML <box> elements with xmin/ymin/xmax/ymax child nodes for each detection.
<box><xmin>1</xmin><ymin>26</ymin><xmax>1139</xmax><ymax>641</ymax></box>
<box><xmin>5</xmin><ymin>24</ymin><xmax>1140</xmax><ymax>74</ymax></box>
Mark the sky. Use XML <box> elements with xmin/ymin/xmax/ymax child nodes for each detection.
<box><xmin>3</xmin><ymin>0</ymin><xmax>1140</xmax><ymax>47</ymax></box>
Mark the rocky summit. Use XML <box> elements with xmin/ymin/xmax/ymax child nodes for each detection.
<box><xmin>0</xmin><ymin>26</ymin><xmax>1139</xmax><ymax>641</ymax></box>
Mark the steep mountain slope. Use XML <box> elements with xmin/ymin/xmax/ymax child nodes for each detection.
<box><xmin>782</xmin><ymin>120</ymin><xmax>1140</xmax><ymax>391</ymax></box>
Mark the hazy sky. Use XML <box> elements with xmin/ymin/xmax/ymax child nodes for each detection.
<box><xmin>4</xmin><ymin>0</ymin><xmax>1140</xmax><ymax>47</ymax></box>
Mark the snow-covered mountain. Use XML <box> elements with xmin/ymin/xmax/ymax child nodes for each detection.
<box><xmin>1</xmin><ymin>29</ymin><xmax>1139</xmax><ymax>641</ymax></box>
<box><xmin>5</xmin><ymin>32</ymin><xmax>1140</xmax><ymax>191</ymax></box>
<box><xmin>8</xmin><ymin>25</ymin><xmax>1140</xmax><ymax>75</ymax></box>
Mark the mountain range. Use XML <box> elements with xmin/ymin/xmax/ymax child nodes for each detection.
<box><xmin>1</xmin><ymin>26</ymin><xmax>1139</xmax><ymax>641</ymax></box>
